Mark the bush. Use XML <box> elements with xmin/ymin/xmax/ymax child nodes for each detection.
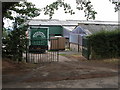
<box><xmin>88</xmin><ymin>30</ymin><xmax>120</xmax><ymax>59</ymax></box>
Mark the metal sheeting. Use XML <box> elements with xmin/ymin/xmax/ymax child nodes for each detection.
<box><xmin>29</xmin><ymin>19</ymin><xmax>118</xmax><ymax>26</ymax></box>
<box><xmin>69</xmin><ymin>26</ymin><xmax>87</xmax><ymax>45</ymax></box>
<box><xmin>63</xmin><ymin>28</ymin><xmax>70</xmax><ymax>38</ymax></box>
<box><xmin>71</xmin><ymin>26</ymin><xmax>86</xmax><ymax>34</ymax></box>
<box><xmin>79</xmin><ymin>24</ymin><xmax>118</xmax><ymax>34</ymax></box>
<box><xmin>63</xmin><ymin>26</ymin><xmax>75</xmax><ymax>38</ymax></box>
<box><xmin>78</xmin><ymin>21</ymin><xmax>118</xmax><ymax>25</ymax></box>
<box><xmin>69</xmin><ymin>33</ymin><xmax>83</xmax><ymax>45</ymax></box>
<box><xmin>29</xmin><ymin>19</ymin><xmax>118</xmax><ymax>37</ymax></box>
<box><xmin>29</xmin><ymin>20</ymin><xmax>79</xmax><ymax>26</ymax></box>
<box><xmin>30</xmin><ymin>25</ymin><xmax>63</xmax><ymax>37</ymax></box>
<box><xmin>69</xmin><ymin>24</ymin><xmax>118</xmax><ymax>45</ymax></box>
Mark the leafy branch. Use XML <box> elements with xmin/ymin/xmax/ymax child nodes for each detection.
<box><xmin>4</xmin><ymin>1</ymin><xmax>41</xmax><ymax>21</ymax></box>
<box><xmin>76</xmin><ymin>0</ymin><xmax>97</xmax><ymax>20</ymax></box>
<box><xmin>43</xmin><ymin>0</ymin><xmax>75</xmax><ymax>19</ymax></box>
<box><xmin>43</xmin><ymin>0</ymin><xmax>97</xmax><ymax>20</ymax></box>
<box><xmin>109</xmin><ymin>0</ymin><xmax>120</xmax><ymax>12</ymax></box>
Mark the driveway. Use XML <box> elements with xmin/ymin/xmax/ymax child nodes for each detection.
<box><xmin>2</xmin><ymin>52</ymin><xmax>118</xmax><ymax>88</ymax></box>
<box><xmin>3</xmin><ymin>76</ymin><xmax>118</xmax><ymax>88</ymax></box>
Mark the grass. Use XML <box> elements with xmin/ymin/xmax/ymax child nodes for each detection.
<box><xmin>59</xmin><ymin>54</ymin><xmax>67</xmax><ymax>56</ymax></box>
<box><xmin>102</xmin><ymin>58</ymin><xmax>119</xmax><ymax>64</ymax></box>
<box><xmin>83</xmin><ymin>58</ymin><xmax>119</xmax><ymax>65</ymax></box>
<box><xmin>60</xmin><ymin>53</ymin><xmax>119</xmax><ymax>65</ymax></box>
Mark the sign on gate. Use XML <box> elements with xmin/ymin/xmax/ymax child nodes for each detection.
<box><xmin>29</xmin><ymin>27</ymin><xmax>49</xmax><ymax>53</ymax></box>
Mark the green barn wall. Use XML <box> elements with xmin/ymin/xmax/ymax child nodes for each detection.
<box><xmin>40</xmin><ymin>25</ymin><xmax>63</xmax><ymax>37</ymax></box>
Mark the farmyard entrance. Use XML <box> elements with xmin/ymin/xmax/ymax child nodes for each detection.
<box><xmin>25</xmin><ymin>38</ymin><xmax>59</xmax><ymax>63</ymax></box>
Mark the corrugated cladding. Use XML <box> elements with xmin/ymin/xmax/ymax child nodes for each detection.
<box><xmin>69</xmin><ymin>34</ymin><xmax>83</xmax><ymax>45</ymax></box>
<box><xmin>69</xmin><ymin>26</ymin><xmax>86</xmax><ymax>45</ymax></box>
<box><xmin>63</xmin><ymin>26</ymin><xmax>75</xmax><ymax>38</ymax></box>
<box><xmin>79</xmin><ymin>24</ymin><xmax>118</xmax><ymax>34</ymax></box>
<box><xmin>40</xmin><ymin>25</ymin><xmax>63</xmax><ymax>36</ymax></box>
<box><xmin>29</xmin><ymin>19</ymin><xmax>119</xmax><ymax>38</ymax></box>
<box><xmin>30</xmin><ymin>25</ymin><xmax>63</xmax><ymax>37</ymax></box>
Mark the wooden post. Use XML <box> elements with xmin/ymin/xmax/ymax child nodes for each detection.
<box><xmin>78</xmin><ymin>34</ymin><xmax>80</xmax><ymax>52</ymax></box>
<box><xmin>0</xmin><ymin>2</ymin><xmax>2</xmax><ymax>90</ymax></box>
<box><xmin>26</xmin><ymin>39</ymin><xmax>28</xmax><ymax>62</ymax></box>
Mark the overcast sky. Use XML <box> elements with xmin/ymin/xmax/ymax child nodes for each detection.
<box><xmin>4</xmin><ymin>0</ymin><xmax>119</xmax><ymax>28</ymax></box>
<box><xmin>27</xmin><ymin>0</ymin><xmax>118</xmax><ymax>21</ymax></box>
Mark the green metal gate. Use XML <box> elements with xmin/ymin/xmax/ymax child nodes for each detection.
<box><xmin>82</xmin><ymin>36</ymin><xmax>90</xmax><ymax>60</ymax></box>
<box><xmin>25</xmin><ymin>38</ymin><xmax>59</xmax><ymax>63</ymax></box>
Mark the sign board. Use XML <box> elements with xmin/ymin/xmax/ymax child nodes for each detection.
<box><xmin>30</xmin><ymin>27</ymin><xmax>49</xmax><ymax>46</ymax></box>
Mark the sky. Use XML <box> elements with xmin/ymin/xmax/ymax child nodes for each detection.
<box><xmin>4</xmin><ymin>0</ymin><xmax>118</xmax><ymax>28</ymax></box>
<box><xmin>27</xmin><ymin>0</ymin><xmax>118</xmax><ymax>21</ymax></box>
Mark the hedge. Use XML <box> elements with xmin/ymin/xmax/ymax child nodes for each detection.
<box><xmin>88</xmin><ymin>30</ymin><xmax>120</xmax><ymax>59</ymax></box>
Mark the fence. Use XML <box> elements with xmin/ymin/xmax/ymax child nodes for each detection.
<box><xmin>82</xmin><ymin>36</ymin><xmax>91</xmax><ymax>60</ymax></box>
<box><xmin>25</xmin><ymin>38</ymin><xmax>59</xmax><ymax>63</ymax></box>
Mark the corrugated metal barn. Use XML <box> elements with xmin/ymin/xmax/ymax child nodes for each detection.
<box><xmin>69</xmin><ymin>21</ymin><xmax>118</xmax><ymax>52</ymax></box>
<box><xmin>29</xmin><ymin>19</ymin><xmax>79</xmax><ymax>37</ymax></box>
<box><xmin>28</xmin><ymin>19</ymin><xmax>118</xmax><ymax>51</ymax></box>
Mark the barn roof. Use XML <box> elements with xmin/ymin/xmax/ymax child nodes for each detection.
<box><xmin>29</xmin><ymin>19</ymin><xmax>118</xmax><ymax>26</ymax></box>
<box><xmin>29</xmin><ymin>19</ymin><xmax>119</xmax><ymax>34</ymax></box>
<box><xmin>78</xmin><ymin>24</ymin><xmax>118</xmax><ymax>34</ymax></box>
<box><xmin>29</xmin><ymin>19</ymin><xmax>79</xmax><ymax>26</ymax></box>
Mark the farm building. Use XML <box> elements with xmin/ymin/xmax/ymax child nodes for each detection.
<box><xmin>69</xmin><ymin>21</ymin><xmax>118</xmax><ymax>52</ymax></box>
<box><xmin>28</xmin><ymin>19</ymin><xmax>79</xmax><ymax>49</ymax></box>
<box><xmin>28</xmin><ymin>19</ymin><xmax>119</xmax><ymax>52</ymax></box>
<box><xmin>29</xmin><ymin>19</ymin><xmax>79</xmax><ymax>37</ymax></box>
<box><xmin>29</xmin><ymin>25</ymin><xmax>63</xmax><ymax>37</ymax></box>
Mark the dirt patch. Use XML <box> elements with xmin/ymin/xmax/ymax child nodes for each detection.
<box><xmin>22</xmin><ymin>61</ymin><xmax>117</xmax><ymax>83</ymax></box>
<box><xmin>2</xmin><ymin>58</ymin><xmax>38</xmax><ymax>75</ymax></box>
<box><xmin>2</xmin><ymin>55</ymin><xmax>118</xmax><ymax>85</ymax></box>
<box><xmin>24</xmin><ymin>72</ymin><xmax>117</xmax><ymax>82</ymax></box>
<box><xmin>64</xmin><ymin>55</ymin><xmax>118</xmax><ymax>70</ymax></box>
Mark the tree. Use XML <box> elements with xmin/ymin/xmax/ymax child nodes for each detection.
<box><xmin>3</xmin><ymin>1</ymin><xmax>41</xmax><ymax>61</ymax></box>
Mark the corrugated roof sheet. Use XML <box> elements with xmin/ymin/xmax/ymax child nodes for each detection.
<box><xmin>63</xmin><ymin>26</ymin><xmax>75</xmax><ymax>31</ymax></box>
<box><xmin>29</xmin><ymin>19</ymin><xmax>118</xmax><ymax>26</ymax></box>
<box><xmin>78</xmin><ymin>24</ymin><xmax>118</xmax><ymax>33</ymax></box>
<box><xmin>1</xmin><ymin>0</ymin><xmax>24</xmax><ymax>2</ymax></box>
<box><xmin>29</xmin><ymin>19</ymin><xmax>79</xmax><ymax>26</ymax></box>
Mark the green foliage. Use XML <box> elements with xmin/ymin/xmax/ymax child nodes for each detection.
<box><xmin>76</xmin><ymin>0</ymin><xmax>97</xmax><ymax>20</ymax></box>
<box><xmin>109</xmin><ymin>0</ymin><xmax>120</xmax><ymax>12</ymax></box>
<box><xmin>43</xmin><ymin>0</ymin><xmax>97</xmax><ymax>20</ymax></box>
<box><xmin>3</xmin><ymin>1</ymin><xmax>41</xmax><ymax>20</ymax></box>
<box><xmin>43</xmin><ymin>0</ymin><xmax>75</xmax><ymax>19</ymax></box>
<box><xmin>2</xmin><ymin>25</ymin><xmax>28</xmax><ymax>61</ymax></box>
<box><xmin>88</xmin><ymin>30</ymin><xmax>120</xmax><ymax>59</ymax></box>
<box><xmin>3</xmin><ymin>1</ymin><xmax>40</xmax><ymax>62</ymax></box>
<box><xmin>2</xmin><ymin>28</ymin><xmax>8</xmax><ymax>39</ymax></box>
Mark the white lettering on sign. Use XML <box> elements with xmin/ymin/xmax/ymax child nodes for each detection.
<box><xmin>33</xmin><ymin>31</ymin><xmax>46</xmax><ymax>38</ymax></box>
